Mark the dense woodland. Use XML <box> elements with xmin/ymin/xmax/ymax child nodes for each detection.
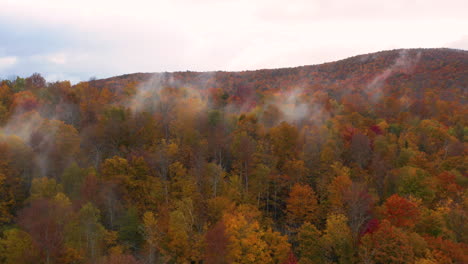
<box><xmin>0</xmin><ymin>48</ymin><xmax>466</xmax><ymax>264</ymax></box>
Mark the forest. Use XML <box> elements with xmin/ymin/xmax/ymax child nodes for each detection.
<box><xmin>0</xmin><ymin>48</ymin><xmax>466</xmax><ymax>264</ymax></box>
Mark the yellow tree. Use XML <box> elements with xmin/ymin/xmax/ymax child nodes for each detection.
<box><xmin>327</xmin><ymin>163</ymin><xmax>352</xmax><ymax>213</ymax></box>
<box><xmin>31</xmin><ymin>119</ymin><xmax>81</xmax><ymax>178</ymax></box>
<box><xmin>223</xmin><ymin>209</ymin><xmax>290</xmax><ymax>264</ymax></box>
<box><xmin>150</xmin><ymin>139</ymin><xmax>179</xmax><ymax>203</ymax></box>
<box><xmin>286</xmin><ymin>183</ymin><xmax>319</xmax><ymax>227</ymax></box>
<box><xmin>321</xmin><ymin>214</ymin><xmax>355</xmax><ymax>264</ymax></box>
<box><xmin>101</xmin><ymin>156</ymin><xmax>163</xmax><ymax>212</ymax></box>
<box><xmin>169</xmin><ymin>162</ymin><xmax>197</xmax><ymax>201</ymax></box>
<box><xmin>0</xmin><ymin>228</ymin><xmax>39</xmax><ymax>264</ymax></box>
<box><xmin>30</xmin><ymin>177</ymin><xmax>63</xmax><ymax>200</ymax></box>
<box><xmin>224</xmin><ymin>211</ymin><xmax>270</xmax><ymax>264</ymax></box>
<box><xmin>142</xmin><ymin>211</ymin><xmax>160</xmax><ymax>264</ymax></box>
<box><xmin>297</xmin><ymin>222</ymin><xmax>325</xmax><ymax>264</ymax></box>
<box><xmin>0</xmin><ymin>174</ymin><xmax>14</xmax><ymax>224</ymax></box>
<box><xmin>283</xmin><ymin>159</ymin><xmax>309</xmax><ymax>185</ymax></box>
<box><xmin>263</xmin><ymin>228</ymin><xmax>291</xmax><ymax>264</ymax></box>
<box><xmin>167</xmin><ymin>209</ymin><xmax>191</xmax><ymax>263</ymax></box>
<box><xmin>166</xmin><ymin>198</ymin><xmax>203</xmax><ymax>263</ymax></box>
<box><xmin>0</xmin><ymin>137</ymin><xmax>34</xmax><ymax>224</ymax></box>
<box><xmin>269</xmin><ymin>121</ymin><xmax>299</xmax><ymax>169</ymax></box>
<box><xmin>65</xmin><ymin>202</ymin><xmax>107</xmax><ymax>263</ymax></box>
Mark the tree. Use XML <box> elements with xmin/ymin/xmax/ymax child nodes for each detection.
<box><xmin>165</xmin><ymin>198</ymin><xmax>203</xmax><ymax>263</ymax></box>
<box><xmin>414</xmin><ymin>208</ymin><xmax>446</xmax><ymax>237</ymax></box>
<box><xmin>269</xmin><ymin>122</ymin><xmax>299</xmax><ymax>168</ymax></box>
<box><xmin>321</xmin><ymin>214</ymin><xmax>355</xmax><ymax>264</ymax></box>
<box><xmin>205</xmin><ymin>162</ymin><xmax>226</xmax><ymax>198</ymax></box>
<box><xmin>413</xmin><ymin>119</ymin><xmax>451</xmax><ymax>156</ymax></box>
<box><xmin>224</xmin><ymin>211</ymin><xmax>271</xmax><ymax>264</ymax></box>
<box><xmin>205</xmin><ymin>108</ymin><xmax>230</xmax><ymax>167</ymax></box>
<box><xmin>25</xmin><ymin>73</ymin><xmax>46</xmax><ymax>90</ymax></box>
<box><xmin>396</xmin><ymin>167</ymin><xmax>435</xmax><ymax>203</ymax></box>
<box><xmin>65</xmin><ymin>202</ymin><xmax>107</xmax><ymax>262</ymax></box>
<box><xmin>359</xmin><ymin>220</ymin><xmax>414</xmax><ymax>264</ymax></box>
<box><xmin>60</xmin><ymin>163</ymin><xmax>87</xmax><ymax>201</ymax></box>
<box><xmin>80</xmin><ymin>171</ymin><xmax>100</xmax><ymax>205</ymax></box>
<box><xmin>231</xmin><ymin>131</ymin><xmax>257</xmax><ymax>194</ymax></box>
<box><xmin>97</xmin><ymin>182</ymin><xmax>122</xmax><ymax>230</ymax></box>
<box><xmin>150</xmin><ymin>139</ymin><xmax>179</xmax><ymax>203</ymax></box>
<box><xmin>101</xmin><ymin>156</ymin><xmax>162</xmax><ymax>213</ymax></box>
<box><xmin>283</xmin><ymin>159</ymin><xmax>308</xmax><ymax>184</ymax></box>
<box><xmin>434</xmin><ymin>171</ymin><xmax>462</xmax><ymax>200</ymax></box>
<box><xmin>0</xmin><ymin>137</ymin><xmax>33</xmax><ymax>222</ymax></box>
<box><xmin>91</xmin><ymin>106</ymin><xmax>132</xmax><ymax>159</ymax></box>
<box><xmin>30</xmin><ymin>119</ymin><xmax>81</xmax><ymax>178</ymax></box>
<box><xmin>117</xmin><ymin>207</ymin><xmax>143</xmax><ymax>252</ymax></box>
<box><xmin>350</xmin><ymin>132</ymin><xmax>372</xmax><ymax>168</ymax></box>
<box><xmin>0</xmin><ymin>82</ymin><xmax>13</xmax><ymax>109</ymax></box>
<box><xmin>18</xmin><ymin>196</ymin><xmax>72</xmax><ymax>264</ymax></box>
<box><xmin>286</xmin><ymin>183</ymin><xmax>319</xmax><ymax>227</ymax></box>
<box><xmin>446</xmin><ymin>202</ymin><xmax>468</xmax><ymax>244</ymax></box>
<box><xmin>382</xmin><ymin>194</ymin><xmax>420</xmax><ymax>228</ymax></box>
<box><xmin>29</xmin><ymin>177</ymin><xmax>63</xmax><ymax>200</ymax></box>
<box><xmin>205</xmin><ymin>220</ymin><xmax>229</xmax><ymax>264</ymax></box>
<box><xmin>10</xmin><ymin>91</ymin><xmax>39</xmax><ymax>113</ymax></box>
<box><xmin>166</xmin><ymin>208</ymin><xmax>192</xmax><ymax>263</ymax></box>
<box><xmin>297</xmin><ymin>222</ymin><xmax>324</xmax><ymax>264</ymax></box>
<box><xmin>0</xmin><ymin>228</ymin><xmax>39</xmax><ymax>264</ymax></box>
<box><xmin>0</xmin><ymin>173</ymin><xmax>15</xmax><ymax>224</ymax></box>
<box><xmin>98</xmin><ymin>247</ymin><xmax>142</xmax><ymax>264</ymax></box>
<box><xmin>205</xmin><ymin>196</ymin><xmax>235</xmax><ymax>224</ymax></box>
<box><xmin>424</xmin><ymin>236</ymin><xmax>468</xmax><ymax>264</ymax></box>
<box><xmin>142</xmin><ymin>211</ymin><xmax>163</xmax><ymax>264</ymax></box>
<box><xmin>169</xmin><ymin>162</ymin><xmax>197</xmax><ymax>201</ymax></box>
<box><xmin>343</xmin><ymin>183</ymin><xmax>374</xmax><ymax>241</ymax></box>
<box><xmin>263</xmin><ymin>228</ymin><xmax>290</xmax><ymax>264</ymax></box>
<box><xmin>261</xmin><ymin>104</ymin><xmax>283</xmax><ymax>128</ymax></box>
<box><xmin>327</xmin><ymin>165</ymin><xmax>352</xmax><ymax>213</ymax></box>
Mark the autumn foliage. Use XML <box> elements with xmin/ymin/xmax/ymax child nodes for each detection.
<box><xmin>0</xmin><ymin>49</ymin><xmax>466</xmax><ymax>263</ymax></box>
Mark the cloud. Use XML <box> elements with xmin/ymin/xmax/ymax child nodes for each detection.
<box><xmin>0</xmin><ymin>0</ymin><xmax>467</xmax><ymax>82</ymax></box>
<box><xmin>446</xmin><ymin>35</ymin><xmax>468</xmax><ymax>50</ymax></box>
<box><xmin>0</xmin><ymin>56</ymin><xmax>17</xmax><ymax>71</ymax></box>
<box><xmin>46</xmin><ymin>53</ymin><xmax>67</xmax><ymax>65</ymax></box>
<box><xmin>366</xmin><ymin>50</ymin><xmax>422</xmax><ymax>102</ymax></box>
<box><xmin>255</xmin><ymin>0</ymin><xmax>468</xmax><ymax>22</ymax></box>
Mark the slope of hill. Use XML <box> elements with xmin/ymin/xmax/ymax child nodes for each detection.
<box><xmin>0</xmin><ymin>48</ymin><xmax>466</xmax><ymax>264</ymax></box>
<box><xmin>91</xmin><ymin>48</ymin><xmax>467</xmax><ymax>102</ymax></box>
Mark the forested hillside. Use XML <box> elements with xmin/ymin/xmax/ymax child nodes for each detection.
<box><xmin>0</xmin><ymin>48</ymin><xmax>466</xmax><ymax>264</ymax></box>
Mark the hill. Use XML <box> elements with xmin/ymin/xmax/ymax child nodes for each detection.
<box><xmin>0</xmin><ymin>48</ymin><xmax>466</xmax><ymax>264</ymax></box>
<box><xmin>91</xmin><ymin>48</ymin><xmax>467</xmax><ymax>103</ymax></box>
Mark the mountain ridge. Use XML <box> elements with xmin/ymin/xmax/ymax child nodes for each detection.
<box><xmin>90</xmin><ymin>48</ymin><xmax>467</xmax><ymax>81</ymax></box>
<box><xmin>87</xmin><ymin>48</ymin><xmax>467</xmax><ymax>104</ymax></box>
<box><xmin>94</xmin><ymin>48</ymin><xmax>467</xmax><ymax>78</ymax></box>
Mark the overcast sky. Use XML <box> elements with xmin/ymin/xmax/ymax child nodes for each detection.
<box><xmin>0</xmin><ymin>0</ymin><xmax>467</xmax><ymax>83</ymax></box>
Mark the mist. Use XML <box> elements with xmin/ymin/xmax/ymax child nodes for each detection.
<box><xmin>366</xmin><ymin>49</ymin><xmax>422</xmax><ymax>102</ymax></box>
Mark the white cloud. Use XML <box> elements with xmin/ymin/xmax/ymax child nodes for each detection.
<box><xmin>0</xmin><ymin>56</ymin><xmax>18</xmax><ymax>71</ymax></box>
<box><xmin>47</xmin><ymin>52</ymin><xmax>67</xmax><ymax>65</ymax></box>
<box><xmin>0</xmin><ymin>0</ymin><xmax>466</xmax><ymax>81</ymax></box>
<box><xmin>446</xmin><ymin>35</ymin><xmax>468</xmax><ymax>50</ymax></box>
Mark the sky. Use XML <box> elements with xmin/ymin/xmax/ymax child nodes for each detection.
<box><xmin>0</xmin><ymin>0</ymin><xmax>467</xmax><ymax>83</ymax></box>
